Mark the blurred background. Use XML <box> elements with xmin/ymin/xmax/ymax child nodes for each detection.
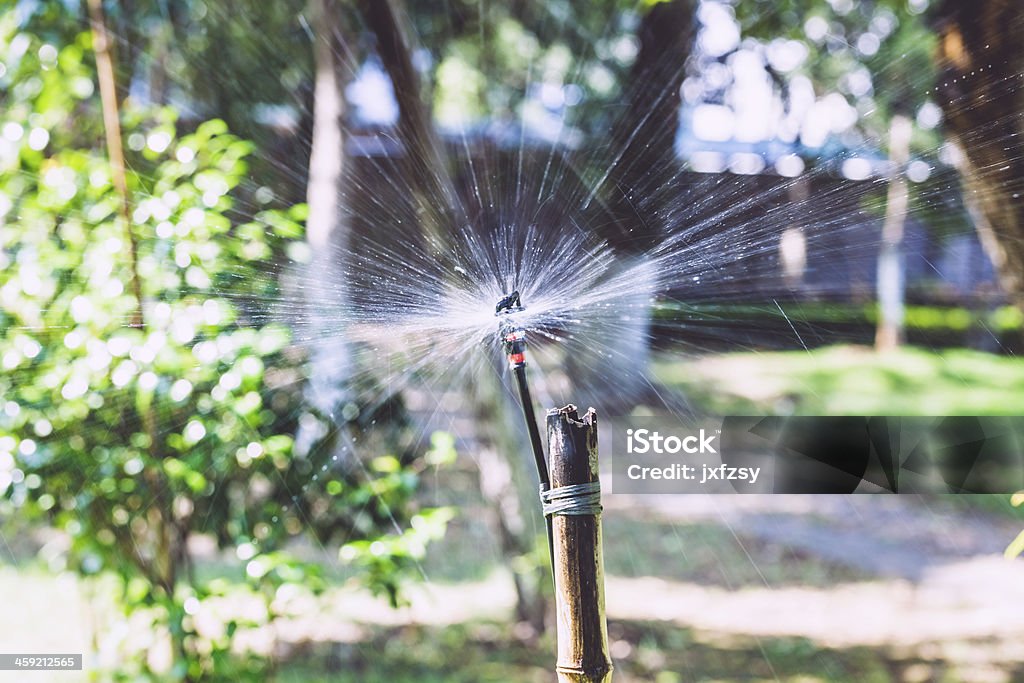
<box><xmin>2</xmin><ymin>0</ymin><xmax>1024</xmax><ymax>680</ymax></box>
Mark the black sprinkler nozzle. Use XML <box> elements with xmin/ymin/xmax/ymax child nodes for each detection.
<box><xmin>496</xmin><ymin>290</ymin><xmax>527</xmax><ymax>367</ymax></box>
<box><xmin>495</xmin><ymin>289</ymin><xmax>523</xmax><ymax>315</ymax></box>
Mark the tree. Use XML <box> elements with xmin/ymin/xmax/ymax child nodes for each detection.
<box><xmin>934</xmin><ymin>0</ymin><xmax>1024</xmax><ymax>308</ymax></box>
<box><xmin>600</xmin><ymin>0</ymin><xmax>697</xmax><ymax>255</ymax></box>
<box><xmin>572</xmin><ymin>0</ymin><xmax>696</xmax><ymax>408</ymax></box>
<box><xmin>303</xmin><ymin>0</ymin><xmax>353</xmax><ymax>418</ymax></box>
<box><xmin>356</xmin><ymin>0</ymin><xmax>464</xmax><ymax>251</ymax></box>
<box><xmin>876</xmin><ymin>113</ymin><xmax>912</xmax><ymax>350</ymax></box>
<box><xmin>733</xmin><ymin>0</ymin><xmax>938</xmax><ymax>349</ymax></box>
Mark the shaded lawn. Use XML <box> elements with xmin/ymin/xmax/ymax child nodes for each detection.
<box><xmin>187</xmin><ymin>514</ymin><xmax>871</xmax><ymax>593</ymax></box>
<box><xmin>654</xmin><ymin>345</ymin><xmax>1024</xmax><ymax>415</ymax></box>
<box><xmin>598</xmin><ymin>517</ymin><xmax>871</xmax><ymax>588</ymax></box>
<box><xmin>2</xmin><ymin>561</ymin><xmax>1019</xmax><ymax>683</ymax></box>
<box><xmin>275</xmin><ymin>620</ymin><xmax>996</xmax><ymax>683</ymax></box>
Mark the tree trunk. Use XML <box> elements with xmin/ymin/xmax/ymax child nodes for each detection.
<box><xmin>568</xmin><ymin>0</ymin><xmax>695</xmax><ymax>409</ymax></box>
<box><xmin>304</xmin><ymin>0</ymin><xmax>353</xmax><ymax>419</ymax></box>
<box><xmin>306</xmin><ymin>0</ymin><xmax>345</xmax><ymax>253</ymax></box>
<box><xmin>935</xmin><ymin>0</ymin><xmax>1024</xmax><ymax>306</ymax></box>
<box><xmin>600</xmin><ymin>0</ymin><xmax>696</xmax><ymax>254</ymax></box>
<box><xmin>355</xmin><ymin>0</ymin><xmax>463</xmax><ymax>251</ymax></box>
<box><xmin>875</xmin><ymin>114</ymin><xmax>912</xmax><ymax>351</ymax></box>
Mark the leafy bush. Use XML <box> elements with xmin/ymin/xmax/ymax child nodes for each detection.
<box><xmin>0</xmin><ymin>23</ymin><xmax>449</xmax><ymax>680</ymax></box>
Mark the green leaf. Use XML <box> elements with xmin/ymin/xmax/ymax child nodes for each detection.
<box><xmin>1006</xmin><ymin>530</ymin><xmax>1024</xmax><ymax>560</ymax></box>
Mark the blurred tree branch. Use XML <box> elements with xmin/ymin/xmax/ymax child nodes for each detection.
<box><xmin>86</xmin><ymin>0</ymin><xmax>145</xmax><ymax>331</ymax></box>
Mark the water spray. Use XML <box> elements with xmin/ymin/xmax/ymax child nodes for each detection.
<box><xmin>494</xmin><ymin>290</ymin><xmax>555</xmax><ymax>571</ymax></box>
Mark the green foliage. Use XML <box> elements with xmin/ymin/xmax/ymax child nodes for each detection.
<box><xmin>1006</xmin><ymin>493</ymin><xmax>1024</xmax><ymax>560</ymax></box>
<box><xmin>412</xmin><ymin>0</ymin><xmax>641</xmax><ymax>134</ymax></box>
<box><xmin>340</xmin><ymin>506</ymin><xmax>455</xmax><ymax>607</ymax></box>
<box><xmin>0</xmin><ymin>23</ymin><xmax>449</xmax><ymax>680</ymax></box>
<box><xmin>735</xmin><ymin>0</ymin><xmax>939</xmax><ymax>144</ymax></box>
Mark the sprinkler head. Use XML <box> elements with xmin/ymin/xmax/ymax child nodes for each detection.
<box><xmin>495</xmin><ymin>289</ymin><xmax>523</xmax><ymax>315</ymax></box>
<box><xmin>495</xmin><ymin>290</ymin><xmax>526</xmax><ymax>367</ymax></box>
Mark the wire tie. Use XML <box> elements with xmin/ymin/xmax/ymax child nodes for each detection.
<box><xmin>540</xmin><ymin>481</ymin><xmax>602</xmax><ymax>517</ymax></box>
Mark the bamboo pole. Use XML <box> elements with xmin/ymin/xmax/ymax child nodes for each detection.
<box><xmin>546</xmin><ymin>405</ymin><xmax>612</xmax><ymax>683</ymax></box>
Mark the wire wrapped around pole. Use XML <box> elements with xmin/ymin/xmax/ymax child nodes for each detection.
<box><xmin>540</xmin><ymin>481</ymin><xmax>603</xmax><ymax>517</ymax></box>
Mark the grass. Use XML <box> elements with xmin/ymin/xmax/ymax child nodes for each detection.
<box><xmin>601</xmin><ymin>517</ymin><xmax>871</xmax><ymax>588</ymax></box>
<box><xmin>273</xmin><ymin>620</ymin><xmax>992</xmax><ymax>683</ymax></box>
<box><xmin>656</xmin><ymin>302</ymin><xmax>1024</xmax><ymax>332</ymax></box>
<box><xmin>655</xmin><ymin>345</ymin><xmax>1024</xmax><ymax>415</ymax></box>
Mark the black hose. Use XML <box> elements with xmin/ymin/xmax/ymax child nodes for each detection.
<box><xmin>496</xmin><ymin>292</ymin><xmax>556</xmax><ymax>580</ymax></box>
<box><xmin>512</xmin><ymin>362</ymin><xmax>556</xmax><ymax>584</ymax></box>
<box><xmin>513</xmin><ymin>364</ymin><xmax>549</xmax><ymax>490</ymax></box>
